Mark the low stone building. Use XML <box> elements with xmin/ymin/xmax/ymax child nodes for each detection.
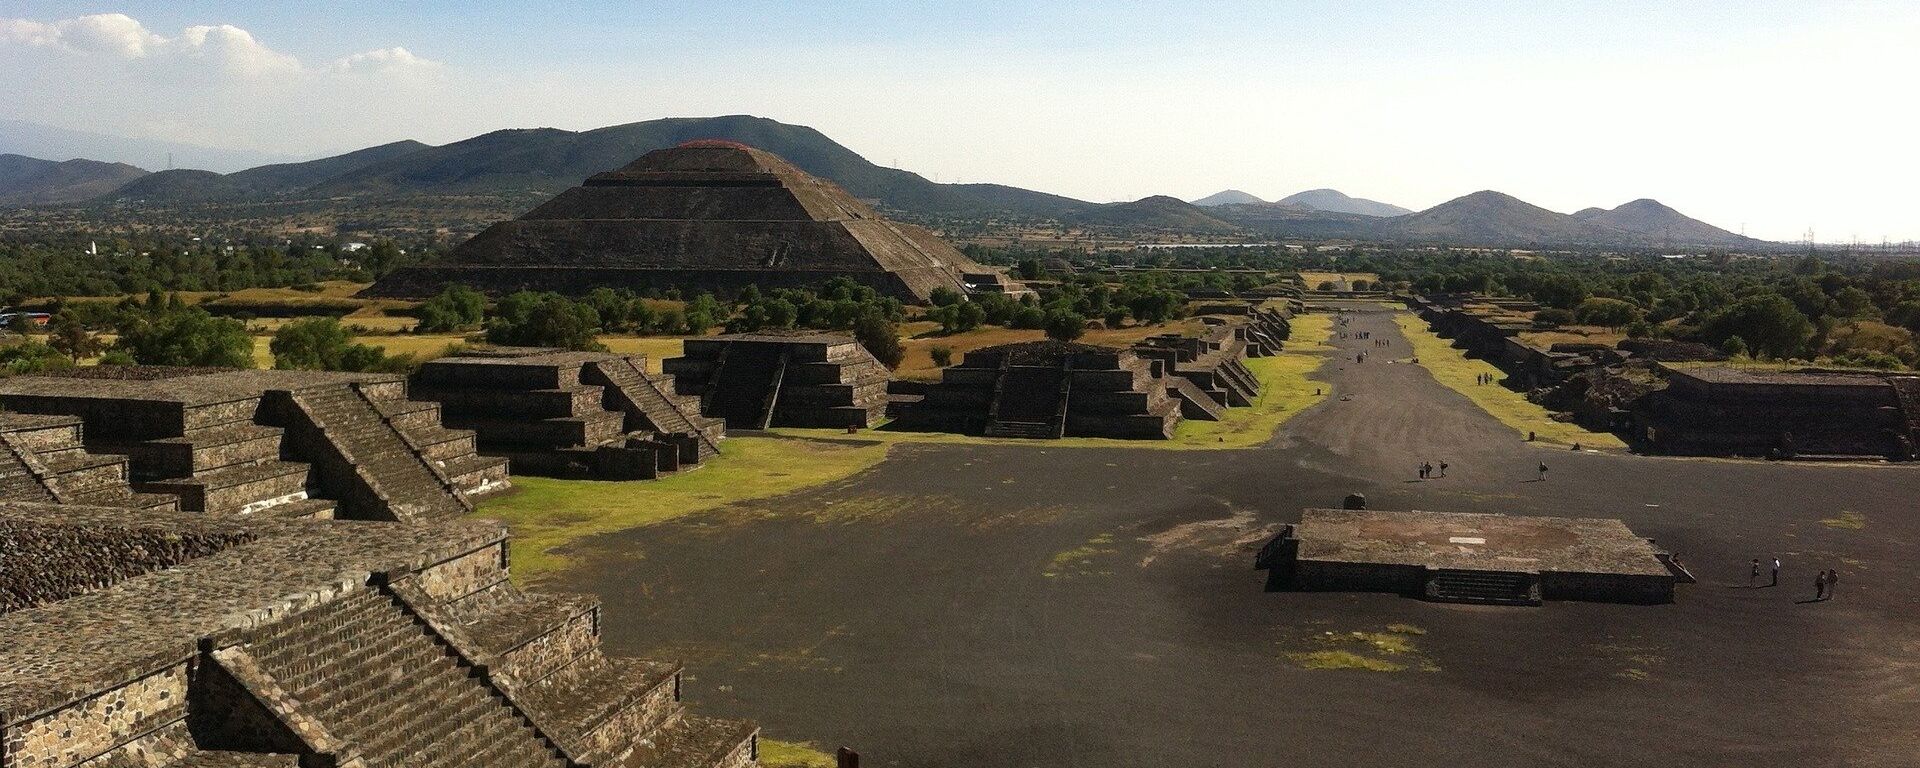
<box><xmin>411</xmin><ymin>348</ymin><xmax>724</xmax><ymax>480</ymax></box>
<box><xmin>1257</xmin><ymin>508</ymin><xmax>1680</xmax><ymax>605</ymax></box>
<box><xmin>0</xmin><ymin>368</ymin><xmax>506</xmax><ymax>521</ymax></box>
<box><xmin>664</xmin><ymin>333</ymin><xmax>890</xmax><ymax>429</ymax></box>
<box><xmin>1633</xmin><ymin>365</ymin><xmax>1920</xmax><ymax>459</ymax></box>
<box><xmin>0</xmin><ymin>500</ymin><xmax>758</xmax><ymax>767</ymax></box>
<box><xmin>895</xmin><ymin>341</ymin><xmax>1183</xmax><ymax>439</ymax></box>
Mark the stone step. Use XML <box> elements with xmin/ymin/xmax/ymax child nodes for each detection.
<box><xmin>66</xmin><ymin>486</ymin><xmax>182</xmax><ymax>512</ymax></box>
<box><xmin>624</xmin><ymin>714</ymin><xmax>759</xmax><ymax>768</ymax></box>
<box><xmin>114</xmin><ymin>424</ymin><xmax>287</xmax><ymax>479</ymax></box>
<box><xmin>135</xmin><ymin>460</ymin><xmax>312</xmax><ymax>514</ymax></box>
<box><xmin>1426</xmin><ymin>569</ymin><xmax>1540</xmax><ymax>605</ymax></box>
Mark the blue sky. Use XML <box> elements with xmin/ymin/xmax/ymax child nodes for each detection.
<box><xmin>4</xmin><ymin>1</ymin><xmax>1916</xmax><ymax>241</ymax></box>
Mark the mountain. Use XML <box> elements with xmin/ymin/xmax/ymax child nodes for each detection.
<box><xmin>0</xmin><ymin>119</ymin><xmax>298</xmax><ymax>174</ymax></box>
<box><xmin>107</xmin><ymin>140</ymin><xmax>430</xmax><ymax>203</ymax></box>
<box><xmin>1581</xmin><ymin>198</ymin><xmax>1755</xmax><ymax>248</ymax></box>
<box><xmin>1572</xmin><ymin>207</ymin><xmax>1608</xmax><ymax>220</ymax></box>
<box><xmin>1068</xmin><ymin>196</ymin><xmax>1241</xmax><ymax>234</ymax></box>
<box><xmin>1191</xmin><ymin>189</ymin><xmax>1266</xmax><ymax>207</ymax></box>
<box><xmin>0</xmin><ymin>154</ymin><xmax>149</xmax><ymax>205</ymax></box>
<box><xmin>1384</xmin><ymin>191</ymin><xmax>1645</xmax><ymax>246</ymax></box>
<box><xmin>1275</xmin><ymin>189</ymin><xmax>1411</xmax><ymax>217</ymax></box>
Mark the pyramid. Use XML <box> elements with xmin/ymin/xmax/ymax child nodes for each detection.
<box><xmin>364</xmin><ymin>141</ymin><xmax>1021</xmax><ymax>302</ymax></box>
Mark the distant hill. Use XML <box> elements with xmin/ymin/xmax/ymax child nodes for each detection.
<box><xmin>1206</xmin><ymin>202</ymin><xmax>1383</xmax><ymax>240</ymax></box>
<box><xmin>1191</xmin><ymin>189</ymin><xmax>1266</xmax><ymax>207</ymax></box>
<box><xmin>1572</xmin><ymin>207</ymin><xmax>1608</xmax><ymax>220</ymax></box>
<box><xmin>1581</xmin><ymin>198</ymin><xmax>1756</xmax><ymax>248</ymax></box>
<box><xmin>0</xmin><ymin>119</ymin><xmax>297</xmax><ymax>173</ymax></box>
<box><xmin>1069</xmin><ymin>195</ymin><xmax>1241</xmax><ymax>233</ymax></box>
<box><xmin>1276</xmin><ymin>189</ymin><xmax>1411</xmax><ymax>217</ymax></box>
<box><xmin>107</xmin><ymin>140</ymin><xmax>431</xmax><ymax>203</ymax></box>
<box><xmin>1381</xmin><ymin>191</ymin><xmax>1646</xmax><ymax>246</ymax></box>
<box><xmin>0</xmin><ymin>154</ymin><xmax>149</xmax><ymax>205</ymax></box>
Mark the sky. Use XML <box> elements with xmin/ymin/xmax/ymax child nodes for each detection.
<box><xmin>3</xmin><ymin>1</ymin><xmax>1916</xmax><ymax>243</ymax></box>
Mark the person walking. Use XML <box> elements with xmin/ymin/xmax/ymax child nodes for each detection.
<box><xmin>1438</xmin><ymin>461</ymin><xmax>1449</xmax><ymax>478</ymax></box>
<box><xmin>1824</xmin><ymin>569</ymin><xmax>1838</xmax><ymax>599</ymax></box>
<box><xmin>1814</xmin><ymin>570</ymin><xmax>1828</xmax><ymax>601</ymax></box>
<box><xmin>1771</xmin><ymin>557</ymin><xmax>1781</xmax><ymax>587</ymax></box>
<box><xmin>1748</xmin><ymin>558</ymin><xmax>1761</xmax><ymax>588</ymax></box>
<box><xmin>1536</xmin><ymin>462</ymin><xmax>1548</xmax><ymax>481</ymax></box>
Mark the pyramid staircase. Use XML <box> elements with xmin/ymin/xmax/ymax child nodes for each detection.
<box><xmin>284</xmin><ymin>385</ymin><xmax>471</xmax><ymax>522</ymax></box>
<box><xmin>583</xmin><ymin>356</ymin><xmax>724</xmax><ymax>459</ymax></box>
<box><xmin>0</xmin><ymin>413</ymin><xmax>178</xmax><ymax>510</ymax></box>
<box><xmin>984</xmin><ymin>365</ymin><xmax>1068</xmax><ymax>439</ymax></box>
<box><xmin>700</xmin><ymin>343</ymin><xmax>789</xmax><ymax>430</ymax></box>
<box><xmin>1424</xmin><ymin>569</ymin><xmax>1541</xmax><ymax>606</ymax></box>
<box><xmin>235</xmin><ymin>586</ymin><xmax>569</xmax><ymax>767</ymax></box>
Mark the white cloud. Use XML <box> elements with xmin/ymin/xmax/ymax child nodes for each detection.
<box><xmin>0</xmin><ymin>13</ymin><xmax>437</xmax><ymax>78</ymax></box>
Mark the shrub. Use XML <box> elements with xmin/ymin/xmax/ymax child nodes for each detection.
<box><xmin>854</xmin><ymin>314</ymin><xmax>904</xmax><ymax>369</ymax></box>
<box><xmin>930</xmin><ymin>345</ymin><xmax>953</xmax><ymax>367</ymax></box>
<box><xmin>416</xmin><ymin>284</ymin><xmax>487</xmax><ymax>332</ymax></box>
<box><xmin>1044</xmin><ymin>309</ymin><xmax>1087</xmax><ymax>342</ymax></box>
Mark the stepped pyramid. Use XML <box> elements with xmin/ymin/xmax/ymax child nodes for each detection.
<box><xmin>364</xmin><ymin>140</ymin><xmax>1024</xmax><ymax>303</ymax></box>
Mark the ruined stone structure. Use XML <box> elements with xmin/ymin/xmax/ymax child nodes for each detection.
<box><xmin>1633</xmin><ymin>365</ymin><xmax>1920</xmax><ymax>460</ymax></box>
<box><xmin>363</xmin><ymin>141</ymin><xmax>1025</xmax><ymax>304</ymax></box>
<box><xmin>0</xmin><ymin>501</ymin><xmax>757</xmax><ymax>768</ymax></box>
<box><xmin>663</xmin><ymin>333</ymin><xmax>889</xmax><ymax>430</ymax></box>
<box><xmin>896</xmin><ymin>341</ymin><xmax>1182</xmax><ymax>439</ymax></box>
<box><xmin>0</xmin><ymin>368</ymin><xmax>506</xmax><ymax>521</ymax></box>
<box><xmin>411</xmin><ymin>348</ymin><xmax>725</xmax><ymax>480</ymax></box>
<box><xmin>1257</xmin><ymin>508</ymin><xmax>1680</xmax><ymax>605</ymax></box>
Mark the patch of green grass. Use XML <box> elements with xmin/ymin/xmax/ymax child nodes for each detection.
<box><xmin>1392</xmin><ymin>314</ymin><xmax>1626</xmax><ymax>448</ymax></box>
<box><xmin>758</xmin><ymin>739</ymin><xmax>838</xmax><ymax>768</ymax></box>
<box><xmin>1821</xmin><ymin>511</ymin><xmax>1867</xmax><ymax>530</ymax></box>
<box><xmin>1285</xmin><ymin>624</ymin><xmax>1441</xmax><ymax>673</ymax></box>
<box><xmin>474</xmin><ymin>436</ymin><xmax>890</xmax><ymax>579</ymax></box>
<box><xmin>1045</xmin><ymin>532</ymin><xmax>1119</xmax><ymax>577</ymax></box>
<box><xmin>1287</xmin><ymin>650</ymin><xmax>1407</xmax><ymax>672</ymax></box>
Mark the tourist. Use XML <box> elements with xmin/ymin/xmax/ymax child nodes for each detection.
<box><xmin>1749</xmin><ymin>558</ymin><xmax>1761</xmax><ymax>587</ymax></box>
<box><xmin>1438</xmin><ymin>461</ymin><xmax>1449</xmax><ymax>477</ymax></box>
<box><xmin>1537</xmin><ymin>462</ymin><xmax>1548</xmax><ymax>481</ymax></box>
<box><xmin>1771</xmin><ymin>557</ymin><xmax>1781</xmax><ymax>587</ymax></box>
<box><xmin>1814</xmin><ymin>570</ymin><xmax>1827</xmax><ymax>601</ymax></box>
<box><xmin>1418</xmin><ymin>463</ymin><xmax>1428</xmax><ymax>479</ymax></box>
<box><xmin>1825</xmin><ymin>569</ymin><xmax>1839</xmax><ymax>599</ymax></box>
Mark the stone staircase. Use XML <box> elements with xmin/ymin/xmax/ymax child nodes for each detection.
<box><xmin>285</xmin><ymin>385</ymin><xmax>471</xmax><ymax>522</ymax></box>
<box><xmin>1163</xmin><ymin>376</ymin><xmax>1227</xmax><ymax>421</ymax></box>
<box><xmin>241</xmin><ymin>586</ymin><xmax>569</xmax><ymax>767</ymax></box>
<box><xmin>0</xmin><ymin>413</ymin><xmax>180</xmax><ymax>511</ymax></box>
<box><xmin>583</xmin><ymin>356</ymin><xmax>724</xmax><ymax>459</ymax></box>
<box><xmin>1425</xmin><ymin>569</ymin><xmax>1541</xmax><ymax>606</ymax></box>
<box><xmin>368</xmin><ymin>396</ymin><xmax>511</xmax><ymax>498</ymax></box>
<box><xmin>985</xmin><ymin>366</ymin><xmax>1066</xmax><ymax>439</ymax></box>
<box><xmin>702</xmin><ymin>343</ymin><xmax>788</xmax><ymax>430</ymax></box>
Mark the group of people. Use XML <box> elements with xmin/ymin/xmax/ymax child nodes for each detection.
<box><xmin>1748</xmin><ymin>557</ymin><xmax>1842</xmax><ymax>601</ymax></box>
<box><xmin>1417</xmin><ymin>460</ymin><xmax>1449</xmax><ymax>479</ymax></box>
<box><xmin>1475</xmin><ymin>372</ymin><xmax>1497</xmax><ymax>385</ymax></box>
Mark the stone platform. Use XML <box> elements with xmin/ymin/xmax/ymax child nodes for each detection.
<box><xmin>1257</xmin><ymin>508</ymin><xmax>1678</xmax><ymax>605</ymax></box>
<box><xmin>0</xmin><ymin>501</ymin><xmax>758</xmax><ymax>768</ymax></box>
<box><xmin>665</xmin><ymin>333</ymin><xmax>890</xmax><ymax>430</ymax></box>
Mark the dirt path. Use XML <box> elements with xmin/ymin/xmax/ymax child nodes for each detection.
<box><xmin>558</xmin><ymin>304</ymin><xmax>1920</xmax><ymax>768</ymax></box>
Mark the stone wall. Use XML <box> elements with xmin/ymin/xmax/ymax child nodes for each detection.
<box><xmin>0</xmin><ymin>522</ymin><xmax>254</xmax><ymax>613</ymax></box>
<box><xmin>2</xmin><ymin>662</ymin><xmax>189</xmax><ymax>768</ymax></box>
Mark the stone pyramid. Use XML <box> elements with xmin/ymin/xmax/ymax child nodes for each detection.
<box><xmin>364</xmin><ymin>140</ymin><xmax>1012</xmax><ymax>302</ymax></box>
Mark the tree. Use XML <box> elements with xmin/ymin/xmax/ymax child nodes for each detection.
<box><xmin>271</xmin><ymin>317</ymin><xmax>404</xmax><ymax>372</ymax></box>
<box><xmin>416</xmin><ymin>284</ymin><xmax>486</xmax><ymax>332</ymax></box>
<box><xmin>929</xmin><ymin>345</ymin><xmax>953</xmax><ymax>367</ymax></box>
<box><xmin>1044</xmin><ymin>309</ymin><xmax>1087</xmax><ymax>342</ymax></box>
<box><xmin>1573</xmin><ymin>297</ymin><xmax>1642</xmax><ymax>328</ymax></box>
<box><xmin>1533</xmin><ymin>308</ymin><xmax>1574</xmax><ymax>326</ymax></box>
<box><xmin>928</xmin><ymin>286</ymin><xmax>963</xmax><ymax>307</ymax></box>
<box><xmin>486</xmin><ymin>292</ymin><xmax>606</xmax><ymax>351</ymax></box>
<box><xmin>46</xmin><ymin>311</ymin><xmax>103</xmax><ymax>363</ymax></box>
<box><xmin>854</xmin><ymin>314</ymin><xmax>904</xmax><ymax>369</ymax></box>
<box><xmin>113</xmin><ymin>307</ymin><xmax>253</xmax><ymax>367</ymax></box>
<box><xmin>1722</xmin><ymin>335</ymin><xmax>1749</xmax><ymax>357</ymax></box>
<box><xmin>1701</xmin><ymin>294</ymin><xmax>1814</xmax><ymax>359</ymax></box>
<box><xmin>0</xmin><ymin>341</ymin><xmax>72</xmax><ymax>374</ymax></box>
<box><xmin>1009</xmin><ymin>306</ymin><xmax>1047</xmax><ymax>330</ymax></box>
<box><xmin>682</xmin><ymin>293</ymin><xmax>724</xmax><ymax>334</ymax></box>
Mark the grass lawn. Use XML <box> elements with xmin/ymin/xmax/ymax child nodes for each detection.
<box><xmin>773</xmin><ymin>311</ymin><xmax>1337</xmax><ymax>451</ymax></box>
<box><xmin>1392</xmin><ymin>314</ymin><xmax>1627</xmax><ymax>448</ymax></box>
<box><xmin>757</xmin><ymin>740</ymin><xmax>837</xmax><ymax>768</ymax></box>
<box><xmin>473</xmin><ymin>435</ymin><xmax>891</xmax><ymax>579</ymax></box>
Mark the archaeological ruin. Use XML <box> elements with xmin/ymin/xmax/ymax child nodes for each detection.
<box><xmin>362</xmin><ymin>141</ymin><xmax>1028</xmax><ymax>303</ymax></box>
<box><xmin>411</xmin><ymin>347</ymin><xmax>725</xmax><ymax>480</ymax></box>
<box><xmin>1257</xmin><ymin>508</ymin><xmax>1682</xmax><ymax>605</ymax></box>
<box><xmin>1632</xmin><ymin>365</ymin><xmax>1920</xmax><ymax>460</ymax></box>
<box><xmin>0</xmin><ymin>368</ymin><xmax>507</xmax><ymax>521</ymax></box>
<box><xmin>663</xmin><ymin>333</ymin><xmax>891</xmax><ymax>430</ymax></box>
<box><xmin>0</xmin><ymin>500</ymin><xmax>757</xmax><ymax>768</ymax></box>
<box><xmin>894</xmin><ymin>340</ymin><xmax>1183</xmax><ymax>439</ymax></box>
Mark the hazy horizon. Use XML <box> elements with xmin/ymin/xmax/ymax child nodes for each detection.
<box><xmin>4</xmin><ymin>1</ymin><xmax>1916</xmax><ymax>242</ymax></box>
